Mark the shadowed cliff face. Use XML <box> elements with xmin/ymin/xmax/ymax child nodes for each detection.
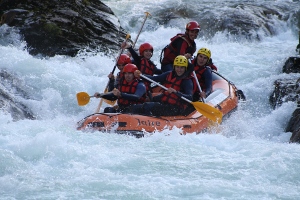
<box><xmin>0</xmin><ymin>0</ymin><xmax>126</xmax><ymax>57</ymax></box>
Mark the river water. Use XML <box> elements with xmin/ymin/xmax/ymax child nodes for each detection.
<box><xmin>1</xmin><ymin>0</ymin><xmax>300</xmax><ymax>199</ymax></box>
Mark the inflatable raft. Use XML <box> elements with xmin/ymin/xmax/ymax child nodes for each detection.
<box><xmin>76</xmin><ymin>71</ymin><xmax>245</xmax><ymax>137</ymax></box>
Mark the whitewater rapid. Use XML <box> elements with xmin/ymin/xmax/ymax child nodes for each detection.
<box><xmin>1</xmin><ymin>0</ymin><xmax>300</xmax><ymax>199</ymax></box>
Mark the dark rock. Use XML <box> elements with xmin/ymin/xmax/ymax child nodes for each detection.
<box><xmin>282</xmin><ymin>57</ymin><xmax>300</xmax><ymax>73</ymax></box>
<box><xmin>286</xmin><ymin>107</ymin><xmax>300</xmax><ymax>143</ymax></box>
<box><xmin>0</xmin><ymin>0</ymin><xmax>126</xmax><ymax>57</ymax></box>
<box><xmin>269</xmin><ymin>78</ymin><xmax>300</xmax><ymax>109</ymax></box>
<box><xmin>272</xmin><ymin>56</ymin><xmax>300</xmax><ymax>143</ymax></box>
<box><xmin>153</xmin><ymin>3</ymin><xmax>299</xmax><ymax>41</ymax></box>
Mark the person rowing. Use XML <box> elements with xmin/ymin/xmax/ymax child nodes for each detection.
<box><xmin>94</xmin><ymin>64</ymin><xmax>146</xmax><ymax>113</ymax></box>
<box><xmin>134</xmin><ymin>55</ymin><xmax>194</xmax><ymax>116</ymax></box>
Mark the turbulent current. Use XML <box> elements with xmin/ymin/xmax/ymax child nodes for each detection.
<box><xmin>1</xmin><ymin>0</ymin><xmax>300</xmax><ymax>199</ymax></box>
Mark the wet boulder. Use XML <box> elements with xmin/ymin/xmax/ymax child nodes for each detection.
<box><xmin>269</xmin><ymin>77</ymin><xmax>300</xmax><ymax>110</ymax></box>
<box><xmin>0</xmin><ymin>0</ymin><xmax>126</xmax><ymax>57</ymax></box>
<box><xmin>270</xmin><ymin>57</ymin><xmax>300</xmax><ymax>143</ymax></box>
<box><xmin>153</xmin><ymin>2</ymin><xmax>299</xmax><ymax>40</ymax></box>
<box><xmin>282</xmin><ymin>57</ymin><xmax>300</xmax><ymax>74</ymax></box>
<box><xmin>286</xmin><ymin>108</ymin><xmax>300</xmax><ymax>143</ymax></box>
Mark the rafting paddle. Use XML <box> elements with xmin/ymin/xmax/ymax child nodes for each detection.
<box><xmin>139</xmin><ymin>74</ymin><xmax>223</xmax><ymax>123</ymax></box>
<box><xmin>95</xmin><ymin>33</ymin><xmax>131</xmax><ymax>112</ymax></box>
<box><xmin>77</xmin><ymin>92</ymin><xmax>107</xmax><ymax>106</ymax></box>
<box><xmin>77</xmin><ymin>92</ymin><xmax>95</xmax><ymax>106</ymax></box>
<box><xmin>95</xmin><ymin>12</ymin><xmax>151</xmax><ymax>113</ymax></box>
<box><xmin>192</xmin><ymin>71</ymin><xmax>210</xmax><ymax>103</ymax></box>
<box><xmin>132</xmin><ymin>12</ymin><xmax>151</xmax><ymax>46</ymax></box>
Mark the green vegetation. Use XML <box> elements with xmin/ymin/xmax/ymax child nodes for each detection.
<box><xmin>82</xmin><ymin>0</ymin><xmax>90</xmax><ymax>6</ymax></box>
<box><xmin>44</xmin><ymin>23</ymin><xmax>62</xmax><ymax>36</ymax></box>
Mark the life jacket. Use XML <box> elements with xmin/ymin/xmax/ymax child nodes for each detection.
<box><xmin>117</xmin><ymin>78</ymin><xmax>146</xmax><ymax>107</ymax></box>
<box><xmin>139</xmin><ymin>57</ymin><xmax>156</xmax><ymax>92</ymax></box>
<box><xmin>191</xmin><ymin>61</ymin><xmax>210</xmax><ymax>93</ymax></box>
<box><xmin>160</xmin><ymin>33</ymin><xmax>196</xmax><ymax>65</ymax></box>
<box><xmin>210</xmin><ymin>63</ymin><xmax>218</xmax><ymax>71</ymax></box>
<box><xmin>140</xmin><ymin>58</ymin><xmax>156</xmax><ymax>75</ymax></box>
<box><xmin>161</xmin><ymin>71</ymin><xmax>191</xmax><ymax>107</ymax></box>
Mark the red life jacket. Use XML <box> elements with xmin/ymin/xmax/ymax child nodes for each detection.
<box><xmin>161</xmin><ymin>71</ymin><xmax>191</xmax><ymax>107</ymax></box>
<box><xmin>117</xmin><ymin>78</ymin><xmax>145</xmax><ymax>107</ymax></box>
<box><xmin>161</xmin><ymin>33</ymin><xmax>196</xmax><ymax>65</ymax></box>
<box><xmin>210</xmin><ymin>64</ymin><xmax>218</xmax><ymax>71</ymax></box>
<box><xmin>140</xmin><ymin>58</ymin><xmax>155</xmax><ymax>75</ymax></box>
<box><xmin>192</xmin><ymin>65</ymin><xmax>208</xmax><ymax>93</ymax></box>
<box><xmin>140</xmin><ymin>58</ymin><xmax>156</xmax><ymax>91</ymax></box>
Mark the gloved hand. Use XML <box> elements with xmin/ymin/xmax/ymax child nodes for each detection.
<box><xmin>134</xmin><ymin>70</ymin><xmax>141</xmax><ymax>79</ymax></box>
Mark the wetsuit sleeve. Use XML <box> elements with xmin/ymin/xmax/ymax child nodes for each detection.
<box><xmin>176</xmin><ymin>79</ymin><xmax>193</xmax><ymax>101</ymax></box>
<box><xmin>144</xmin><ymin>72</ymin><xmax>169</xmax><ymax>83</ymax></box>
<box><xmin>127</xmin><ymin>46</ymin><xmax>141</xmax><ymax>68</ymax></box>
<box><xmin>203</xmin><ymin>67</ymin><xmax>212</xmax><ymax>96</ymax></box>
<box><xmin>101</xmin><ymin>92</ymin><xmax>118</xmax><ymax>101</ymax></box>
<box><xmin>120</xmin><ymin>82</ymin><xmax>146</xmax><ymax>101</ymax></box>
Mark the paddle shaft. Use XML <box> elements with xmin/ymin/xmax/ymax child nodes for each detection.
<box><xmin>95</xmin><ymin>34</ymin><xmax>131</xmax><ymax>112</ymax></box>
<box><xmin>96</xmin><ymin>12</ymin><xmax>150</xmax><ymax>112</ymax></box>
<box><xmin>192</xmin><ymin>71</ymin><xmax>206</xmax><ymax>103</ymax></box>
<box><xmin>110</xmin><ymin>12</ymin><xmax>150</xmax><ymax>78</ymax></box>
<box><xmin>112</xmin><ymin>34</ymin><xmax>131</xmax><ymax>74</ymax></box>
<box><xmin>132</xmin><ymin>12</ymin><xmax>151</xmax><ymax>48</ymax></box>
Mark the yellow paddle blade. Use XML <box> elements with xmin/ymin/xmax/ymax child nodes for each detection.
<box><xmin>76</xmin><ymin>92</ymin><xmax>91</xmax><ymax>106</ymax></box>
<box><xmin>191</xmin><ymin>101</ymin><xmax>223</xmax><ymax>123</ymax></box>
<box><xmin>103</xmin><ymin>99</ymin><xmax>117</xmax><ymax>106</ymax></box>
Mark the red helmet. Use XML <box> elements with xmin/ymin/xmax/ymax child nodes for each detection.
<box><xmin>139</xmin><ymin>43</ymin><xmax>153</xmax><ymax>55</ymax></box>
<box><xmin>117</xmin><ymin>54</ymin><xmax>131</xmax><ymax>65</ymax></box>
<box><xmin>123</xmin><ymin>64</ymin><xmax>138</xmax><ymax>73</ymax></box>
<box><xmin>186</xmin><ymin>21</ymin><xmax>200</xmax><ymax>31</ymax></box>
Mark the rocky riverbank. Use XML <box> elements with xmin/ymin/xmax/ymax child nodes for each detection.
<box><xmin>270</xmin><ymin>53</ymin><xmax>300</xmax><ymax>143</ymax></box>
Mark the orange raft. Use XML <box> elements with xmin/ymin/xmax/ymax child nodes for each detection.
<box><xmin>76</xmin><ymin>71</ymin><xmax>245</xmax><ymax>137</ymax></box>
